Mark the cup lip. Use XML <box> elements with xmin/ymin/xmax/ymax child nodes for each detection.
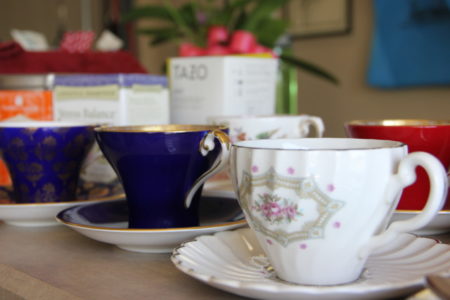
<box><xmin>94</xmin><ymin>124</ymin><xmax>228</xmax><ymax>133</ymax></box>
<box><xmin>0</xmin><ymin>121</ymin><xmax>97</xmax><ymax>128</ymax></box>
<box><xmin>232</xmin><ymin>138</ymin><xmax>406</xmax><ymax>151</ymax></box>
<box><xmin>345</xmin><ymin>119</ymin><xmax>450</xmax><ymax>127</ymax></box>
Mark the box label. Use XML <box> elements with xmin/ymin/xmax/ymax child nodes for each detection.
<box><xmin>53</xmin><ymin>85</ymin><xmax>120</xmax><ymax>123</ymax></box>
<box><xmin>124</xmin><ymin>85</ymin><xmax>169</xmax><ymax>125</ymax></box>
<box><xmin>169</xmin><ymin>57</ymin><xmax>277</xmax><ymax>124</ymax></box>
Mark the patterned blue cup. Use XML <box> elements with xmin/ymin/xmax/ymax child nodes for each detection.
<box><xmin>95</xmin><ymin>125</ymin><xmax>231</xmax><ymax>229</ymax></box>
<box><xmin>0</xmin><ymin>122</ymin><xmax>96</xmax><ymax>203</ymax></box>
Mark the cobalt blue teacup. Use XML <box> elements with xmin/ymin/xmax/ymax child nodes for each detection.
<box><xmin>0</xmin><ymin>122</ymin><xmax>96</xmax><ymax>203</ymax></box>
<box><xmin>95</xmin><ymin>124</ymin><xmax>231</xmax><ymax>229</ymax></box>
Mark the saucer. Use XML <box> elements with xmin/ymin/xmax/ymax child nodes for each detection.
<box><xmin>392</xmin><ymin>210</ymin><xmax>450</xmax><ymax>235</ymax></box>
<box><xmin>0</xmin><ymin>181</ymin><xmax>124</xmax><ymax>227</ymax></box>
<box><xmin>171</xmin><ymin>228</ymin><xmax>450</xmax><ymax>300</ymax></box>
<box><xmin>57</xmin><ymin>194</ymin><xmax>246</xmax><ymax>253</ymax></box>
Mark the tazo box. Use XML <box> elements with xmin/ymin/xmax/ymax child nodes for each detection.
<box><xmin>53</xmin><ymin>74</ymin><xmax>169</xmax><ymax>184</ymax></box>
<box><xmin>0</xmin><ymin>74</ymin><xmax>53</xmax><ymax>185</ymax></box>
<box><xmin>169</xmin><ymin>56</ymin><xmax>278</xmax><ymax>124</ymax></box>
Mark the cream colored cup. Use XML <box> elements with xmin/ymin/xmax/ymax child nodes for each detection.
<box><xmin>208</xmin><ymin>114</ymin><xmax>325</xmax><ymax>143</ymax></box>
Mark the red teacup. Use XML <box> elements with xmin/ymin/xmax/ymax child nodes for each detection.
<box><xmin>345</xmin><ymin>120</ymin><xmax>450</xmax><ymax>210</ymax></box>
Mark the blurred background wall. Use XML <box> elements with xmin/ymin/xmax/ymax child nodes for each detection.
<box><xmin>294</xmin><ymin>0</ymin><xmax>450</xmax><ymax>137</ymax></box>
<box><xmin>1</xmin><ymin>0</ymin><xmax>450</xmax><ymax>137</ymax></box>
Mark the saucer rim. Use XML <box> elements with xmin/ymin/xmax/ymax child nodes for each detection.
<box><xmin>171</xmin><ymin>227</ymin><xmax>449</xmax><ymax>298</ymax></box>
<box><xmin>56</xmin><ymin>198</ymin><xmax>247</xmax><ymax>232</ymax></box>
<box><xmin>0</xmin><ymin>192</ymin><xmax>126</xmax><ymax>207</ymax></box>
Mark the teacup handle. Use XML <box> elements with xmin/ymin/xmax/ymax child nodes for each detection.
<box><xmin>359</xmin><ymin>152</ymin><xmax>447</xmax><ymax>258</ymax></box>
<box><xmin>184</xmin><ymin>130</ymin><xmax>231</xmax><ymax>208</ymax></box>
<box><xmin>298</xmin><ymin>116</ymin><xmax>325</xmax><ymax>137</ymax></box>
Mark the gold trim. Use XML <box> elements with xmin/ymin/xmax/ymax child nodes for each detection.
<box><xmin>0</xmin><ymin>193</ymin><xmax>125</xmax><ymax>207</ymax></box>
<box><xmin>95</xmin><ymin>124</ymin><xmax>229</xmax><ymax>133</ymax></box>
<box><xmin>57</xmin><ymin>216</ymin><xmax>247</xmax><ymax>232</ymax></box>
<box><xmin>396</xmin><ymin>209</ymin><xmax>450</xmax><ymax>213</ymax></box>
<box><xmin>346</xmin><ymin>119</ymin><xmax>450</xmax><ymax>127</ymax></box>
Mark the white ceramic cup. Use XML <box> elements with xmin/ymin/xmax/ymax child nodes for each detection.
<box><xmin>230</xmin><ymin>138</ymin><xmax>447</xmax><ymax>285</ymax></box>
<box><xmin>207</xmin><ymin>114</ymin><xmax>325</xmax><ymax>143</ymax></box>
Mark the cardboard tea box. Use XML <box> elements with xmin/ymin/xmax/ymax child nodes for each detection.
<box><xmin>53</xmin><ymin>74</ymin><xmax>169</xmax><ymax>125</ymax></box>
<box><xmin>0</xmin><ymin>74</ymin><xmax>53</xmax><ymax>122</ymax></box>
<box><xmin>168</xmin><ymin>56</ymin><xmax>278</xmax><ymax>124</ymax></box>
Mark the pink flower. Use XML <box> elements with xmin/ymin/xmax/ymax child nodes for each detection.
<box><xmin>261</xmin><ymin>202</ymin><xmax>282</xmax><ymax>217</ymax></box>
<box><xmin>283</xmin><ymin>206</ymin><xmax>297</xmax><ymax>219</ymax></box>
<box><xmin>251</xmin><ymin>165</ymin><xmax>259</xmax><ymax>173</ymax></box>
<box><xmin>287</xmin><ymin>167</ymin><xmax>295</xmax><ymax>175</ymax></box>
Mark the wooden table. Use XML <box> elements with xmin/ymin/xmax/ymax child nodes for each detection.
<box><xmin>0</xmin><ymin>222</ymin><xmax>448</xmax><ymax>300</ymax></box>
<box><xmin>0</xmin><ymin>223</ymin><xmax>243</xmax><ymax>299</ymax></box>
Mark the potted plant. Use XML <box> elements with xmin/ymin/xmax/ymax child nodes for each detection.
<box><xmin>122</xmin><ymin>0</ymin><xmax>337</xmax><ymax>113</ymax></box>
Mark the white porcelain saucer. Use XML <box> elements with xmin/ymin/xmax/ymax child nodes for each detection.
<box><xmin>0</xmin><ymin>182</ymin><xmax>124</xmax><ymax>227</ymax></box>
<box><xmin>57</xmin><ymin>193</ymin><xmax>246</xmax><ymax>253</ymax></box>
<box><xmin>172</xmin><ymin>228</ymin><xmax>450</xmax><ymax>300</ymax></box>
<box><xmin>392</xmin><ymin>210</ymin><xmax>450</xmax><ymax>235</ymax></box>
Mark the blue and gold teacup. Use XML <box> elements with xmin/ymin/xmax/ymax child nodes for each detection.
<box><xmin>0</xmin><ymin>122</ymin><xmax>96</xmax><ymax>203</ymax></box>
<box><xmin>95</xmin><ymin>125</ymin><xmax>231</xmax><ymax>229</ymax></box>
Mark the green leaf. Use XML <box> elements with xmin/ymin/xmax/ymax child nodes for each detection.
<box><xmin>149</xmin><ymin>32</ymin><xmax>182</xmax><ymax>46</ymax></box>
<box><xmin>280</xmin><ymin>53</ymin><xmax>339</xmax><ymax>84</ymax></box>
<box><xmin>255</xmin><ymin>19</ymin><xmax>288</xmax><ymax>48</ymax></box>
<box><xmin>241</xmin><ymin>0</ymin><xmax>288</xmax><ymax>32</ymax></box>
<box><xmin>121</xmin><ymin>5</ymin><xmax>173</xmax><ymax>23</ymax></box>
<box><xmin>162</xmin><ymin>0</ymin><xmax>202</xmax><ymax>46</ymax></box>
<box><xmin>179</xmin><ymin>3</ymin><xmax>200</xmax><ymax>32</ymax></box>
<box><xmin>233</xmin><ymin>10</ymin><xmax>248</xmax><ymax>30</ymax></box>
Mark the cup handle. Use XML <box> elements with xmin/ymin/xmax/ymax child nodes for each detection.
<box><xmin>359</xmin><ymin>152</ymin><xmax>448</xmax><ymax>259</ymax></box>
<box><xmin>184</xmin><ymin>130</ymin><xmax>231</xmax><ymax>208</ymax></box>
<box><xmin>298</xmin><ymin>116</ymin><xmax>325</xmax><ymax>137</ymax></box>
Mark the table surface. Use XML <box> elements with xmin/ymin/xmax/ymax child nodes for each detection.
<box><xmin>0</xmin><ymin>221</ymin><xmax>448</xmax><ymax>300</ymax></box>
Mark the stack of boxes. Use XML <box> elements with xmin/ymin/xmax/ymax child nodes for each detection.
<box><xmin>0</xmin><ymin>55</ymin><xmax>278</xmax><ymax>186</ymax></box>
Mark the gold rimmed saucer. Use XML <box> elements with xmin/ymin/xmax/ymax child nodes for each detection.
<box><xmin>56</xmin><ymin>191</ymin><xmax>246</xmax><ymax>253</ymax></box>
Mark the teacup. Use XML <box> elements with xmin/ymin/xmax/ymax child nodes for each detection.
<box><xmin>345</xmin><ymin>119</ymin><xmax>450</xmax><ymax>210</ymax></box>
<box><xmin>0</xmin><ymin>122</ymin><xmax>96</xmax><ymax>203</ymax></box>
<box><xmin>207</xmin><ymin>114</ymin><xmax>325</xmax><ymax>143</ymax></box>
<box><xmin>230</xmin><ymin>138</ymin><xmax>447</xmax><ymax>285</ymax></box>
<box><xmin>95</xmin><ymin>125</ymin><xmax>231</xmax><ymax>229</ymax></box>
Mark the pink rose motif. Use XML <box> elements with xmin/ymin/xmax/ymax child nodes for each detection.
<box><xmin>299</xmin><ymin>243</ymin><xmax>307</xmax><ymax>250</ymax></box>
<box><xmin>283</xmin><ymin>206</ymin><xmax>298</xmax><ymax>220</ymax></box>
<box><xmin>251</xmin><ymin>165</ymin><xmax>259</xmax><ymax>173</ymax></box>
<box><xmin>261</xmin><ymin>202</ymin><xmax>282</xmax><ymax>217</ymax></box>
<box><xmin>287</xmin><ymin>167</ymin><xmax>295</xmax><ymax>175</ymax></box>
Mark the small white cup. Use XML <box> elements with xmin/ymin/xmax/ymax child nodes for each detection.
<box><xmin>207</xmin><ymin>114</ymin><xmax>325</xmax><ymax>143</ymax></box>
<box><xmin>230</xmin><ymin>138</ymin><xmax>447</xmax><ymax>285</ymax></box>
